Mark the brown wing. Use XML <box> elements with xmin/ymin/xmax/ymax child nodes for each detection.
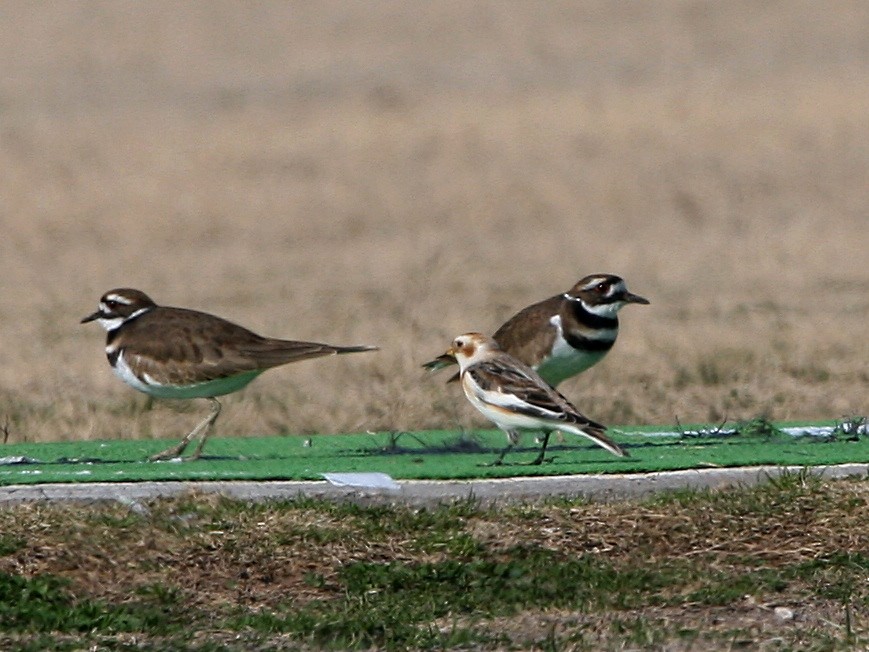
<box><xmin>492</xmin><ymin>294</ymin><xmax>562</xmax><ymax>367</ymax></box>
<box><xmin>118</xmin><ymin>307</ymin><xmax>374</xmax><ymax>384</ymax></box>
<box><xmin>430</xmin><ymin>293</ymin><xmax>564</xmax><ymax>385</ymax></box>
<box><xmin>468</xmin><ymin>356</ymin><xmax>602</xmax><ymax>430</ymax></box>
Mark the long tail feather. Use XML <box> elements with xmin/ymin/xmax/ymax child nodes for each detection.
<box><xmin>561</xmin><ymin>423</ymin><xmax>628</xmax><ymax>458</ymax></box>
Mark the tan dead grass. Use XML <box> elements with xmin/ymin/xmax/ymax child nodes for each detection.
<box><xmin>0</xmin><ymin>1</ymin><xmax>866</xmax><ymax>444</ymax></box>
<box><xmin>2</xmin><ymin>478</ymin><xmax>868</xmax><ymax>611</ymax></box>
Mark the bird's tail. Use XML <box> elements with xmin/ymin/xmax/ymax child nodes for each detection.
<box><xmin>561</xmin><ymin>422</ymin><xmax>628</xmax><ymax>458</ymax></box>
<box><xmin>243</xmin><ymin>341</ymin><xmax>377</xmax><ymax>368</ymax></box>
<box><xmin>422</xmin><ymin>354</ymin><xmax>462</xmax><ymax>383</ymax></box>
<box><xmin>422</xmin><ymin>353</ymin><xmax>456</xmax><ymax>372</ymax></box>
<box><xmin>332</xmin><ymin>344</ymin><xmax>379</xmax><ymax>355</ymax></box>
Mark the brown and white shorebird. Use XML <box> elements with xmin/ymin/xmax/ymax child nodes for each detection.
<box><xmin>82</xmin><ymin>288</ymin><xmax>377</xmax><ymax>461</ymax></box>
<box><xmin>438</xmin><ymin>332</ymin><xmax>628</xmax><ymax>465</ymax></box>
<box><xmin>425</xmin><ymin>274</ymin><xmax>648</xmax><ymax>387</ymax></box>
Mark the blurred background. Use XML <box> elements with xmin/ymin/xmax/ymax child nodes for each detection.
<box><xmin>0</xmin><ymin>1</ymin><xmax>866</xmax><ymax>443</ymax></box>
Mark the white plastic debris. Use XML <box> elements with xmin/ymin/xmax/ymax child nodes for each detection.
<box><xmin>783</xmin><ymin>424</ymin><xmax>867</xmax><ymax>437</ymax></box>
<box><xmin>114</xmin><ymin>495</ymin><xmax>151</xmax><ymax>516</ymax></box>
<box><xmin>321</xmin><ymin>472</ymin><xmax>401</xmax><ymax>491</ymax></box>
<box><xmin>0</xmin><ymin>456</ymin><xmax>41</xmax><ymax>465</ymax></box>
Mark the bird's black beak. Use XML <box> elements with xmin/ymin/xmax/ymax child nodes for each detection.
<box><xmin>622</xmin><ymin>291</ymin><xmax>650</xmax><ymax>305</ymax></box>
<box><xmin>81</xmin><ymin>311</ymin><xmax>101</xmax><ymax>324</ymax></box>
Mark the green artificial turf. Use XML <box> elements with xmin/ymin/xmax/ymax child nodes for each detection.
<box><xmin>0</xmin><ymin>419</ymin><xmax>866</xmax><ymax>485</ymax></box>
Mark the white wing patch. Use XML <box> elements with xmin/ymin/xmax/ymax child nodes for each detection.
<box><xmin>462</xmin><ymin>368</ymin><xmax>561</xmax><ymax>432</ymax></box>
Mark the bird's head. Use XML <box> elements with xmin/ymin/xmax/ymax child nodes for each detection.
<box><xmin>445</xmin><ymin>332</ymin><xmax>498</xmax><ymax>369</ymax></box>
<box><xmin>81</xmin><ymin>288</ymin><xmax>157</xmax><ymax>332</ymax></box>
<box><xmin>564</xmin><ymin>274</ymin><xmax>649</xmax><ymax>318</ymax></box>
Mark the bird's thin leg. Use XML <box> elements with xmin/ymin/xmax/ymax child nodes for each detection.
<box><xmin>529</xmin><ymin>431</ymin><xmax>553</xmax><ymax>466</ymax></box>
<box><xmin>149</xmin><ymin>398</ymin><xmax>221</xmax><ymax>462</ymax></box>
<box><xmin>485</xmin><ymin>430</ymin><xmax>518</xmax><ymax>466</ymax></box>
<box><xmin>188</xmin><ymin>398</ymin><xmax>222</xmax><ymax>460</ymax></box>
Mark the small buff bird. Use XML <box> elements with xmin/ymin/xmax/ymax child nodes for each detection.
<box><xmin>434</xmin><ymin>332</ymin><xmax>628</xmax><ymax>465</ymax></box>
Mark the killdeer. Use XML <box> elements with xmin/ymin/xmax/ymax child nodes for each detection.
<box><xmin>441</xmin><ymin>332</ymin><xmax>627</xmax><ymax>465</ymax></box>
<box><xmin>425</xmin><ymin>274</ymin><xmax>648</xmax><ymax>387</ymax></box>
<box><xmin>82</xmin><ymin>288</ymin><xmax>377</xmax><ymax>461</ymax></box>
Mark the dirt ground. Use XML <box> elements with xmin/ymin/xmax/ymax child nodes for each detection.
<box><xmin>0</xmin><ymin>1</ymin><xmax>866</xmax><ymax>444</ymax></box>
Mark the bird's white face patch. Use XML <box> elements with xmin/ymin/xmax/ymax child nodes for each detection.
<box><xmin>93</xmin><ymin>306</ymin><xmax>150</xmax><ymax>332</ymax></box>
<box><xmin>582</xmin><ymin>301</ymin><xmax>624</xmax><ymax>318</ymax></box>
<box><xmin>451</xmin><ymin>334</ymin><xmax>491</xmax><ymax>370</ymax></box>
<box><xmin>96</xmin><ymin>314</ymin><xmax>127</xmax><ymax>332</ymax></box>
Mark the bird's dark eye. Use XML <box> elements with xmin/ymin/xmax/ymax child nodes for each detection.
<box><xmin>105</xmin><ymin>299</ymin><xmax>118</xmax><ymax>309</ymax></box>
<box><xmin>596</xmin><ymin>283</ymin><xmax>607</xmax><ymax>292</ymax></box>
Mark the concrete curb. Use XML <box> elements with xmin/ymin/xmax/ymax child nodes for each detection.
<box><xmin>1</xmin><ymin>463</ymin><xmax>867</xmax><ymax>507</ymax></box>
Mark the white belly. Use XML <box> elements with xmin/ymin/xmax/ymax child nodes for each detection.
<box><xmin>534</xmin><ymin>316</ymin><xmax>607</xmax><ymax>386</ymax></box>
<box><xmin>112</xmin><ymin>351</ymin><xmax>262</xmax><ymax>399</ymax></box>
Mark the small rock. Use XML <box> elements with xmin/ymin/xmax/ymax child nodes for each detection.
<box><xmin>774</xmin><ymin>606</ymin><xmax>795</xmax><ymax>621</ymax></box>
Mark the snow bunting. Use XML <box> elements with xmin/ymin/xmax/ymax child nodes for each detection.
<box><xmin>439</xmin><ymin>332</ymin><xmax>628</xmax><ymax>465</ymax></box>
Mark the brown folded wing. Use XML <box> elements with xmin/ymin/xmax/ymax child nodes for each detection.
<box><xmin>492</xmin><ymin>294</ymin><xmax>561</xmax><ymax>367</ymax></box>
<box><xmin>118</xmin><ymin>306</ymin><xmax>374</xmax><ymax>385</ymax></box>
<box><xmin>467</xmin><ymin>356</ymin><xmax>603</xmax><ymax>431</ymax></box>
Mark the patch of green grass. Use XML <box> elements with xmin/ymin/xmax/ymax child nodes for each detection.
<box><xmin>0</xmin><ymin>534</ymin><xmax>26</xmax><ymax>556</ymax></box>
<box><xmin>0</xmin><ymin>635</ymin><xmax>82</xmax><ymax>652</ymax></box>
<box><xmin>0</xmin><ymin>573</ymin><xmax>189</xmax><ymax>635</ymax></box>
<box><xmin>268</xmin><ymin>495</ymin><xmax>488</xmax><ymax>556</ymax></box>
<box><xmin>794</xmin><ymin>552</ymin><xmax>869</xmax><ymax>605</ymax></box>
<box><xmin>0</xmin><ymin>573</ymin><xmax>106</xmax><ymax>632</ymax></box>
<box><xmin>681</xmin><ymin>568</ymin><xmax>789</xmax><ymax>606</ymax></box>
<box><xmin>230</xmin><ymin>549</ymin><xmax>677</xmax><ymax>649</ymax></box>
<box><xmin>610</xmin><ymin>616</ymin><xmax>672</xmax><ymax>649</ymax></box>
<box><xmin>735</xmin><ymin>416</ymin><xmax>785</xmax><ymax>439</ymax></box>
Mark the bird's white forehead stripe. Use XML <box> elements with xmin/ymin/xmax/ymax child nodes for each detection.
<box><xmin>580</xmin><ymin>277</ymin><xmax>608</xmax><ymax>291</ymax></box>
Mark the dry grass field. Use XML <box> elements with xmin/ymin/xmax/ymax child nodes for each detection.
<box><xmin>0</xmin><ymin>1</ymin><xmax>866</xmax><ymax>445</ymax></box>
<box><xmin>0</xmin><ymin>475</ymin><xmax>867</xmax><ymax>649</ymax></box>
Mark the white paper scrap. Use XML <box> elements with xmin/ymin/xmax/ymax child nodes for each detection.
<box><xmin>321</xmin><ymin>472</ymin><xmax>401</xmax><ymax>491</ymax></box>
<box><xmin>0</xmin><ymin>456</ymin><xmax>41</xmax><ymax>465</ymax></box>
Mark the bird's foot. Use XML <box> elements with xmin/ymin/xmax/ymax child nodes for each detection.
<box><xmin>148</xmin><ymin>443</ymin><xmax>190</xmax><ymax>462</ymax></box>
<box><xmin>523</xmin><ymin>454</ymin><xmax>557</xmax><ymax>466</ymax></box>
